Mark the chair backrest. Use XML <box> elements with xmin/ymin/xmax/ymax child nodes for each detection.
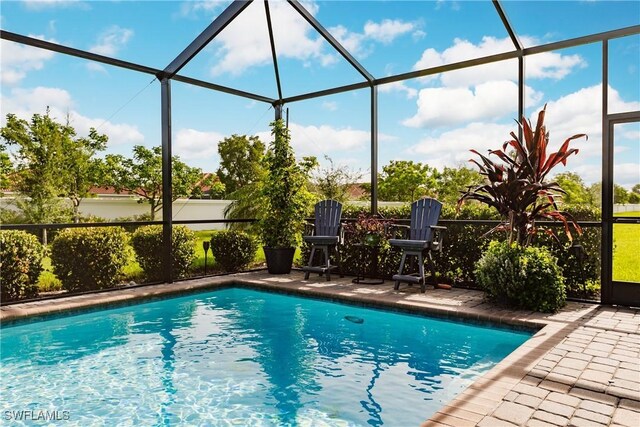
<box><xmin>314</xmin><ymin>200</ymin><xmax>343</xmax><ymax>236</ymax></box>
<box><xmin>409</xmin><ymin>198</ymin><xmax>442</xmax><ymax>242</ymax></box>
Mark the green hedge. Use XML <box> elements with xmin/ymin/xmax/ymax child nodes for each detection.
<box><xmin>315</xmin><ymin>202</ymin><xmax>599</xmax><ymax>297</ymax></box>
<box><xmin>210</xmin><ymin>230</ymin><xmax>257</xmax><ymax>272</ymax></box>
<box><xmin>131</xmin><ymin>225</ymin><xmax>196</xmax><ymax>281</ymax></box>
<box><xmin>0</xmin><ymin>230</ymin><xmax>45</xmax><ymax>301</ymax></box>
<box><xmin>475</xmin><ymin>241</ymin><xmax>566</xmax><ymax>312</ymax></box>
<box><xmin>50</xmin><ymin>227</ymin><xmax>130</xmax><ymax>292</ymax></box>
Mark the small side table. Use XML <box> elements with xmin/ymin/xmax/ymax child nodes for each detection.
<box><xmin>352</xmin><ymin>243</ymin><xmax>385</xmax><ymax>285</ymax></box>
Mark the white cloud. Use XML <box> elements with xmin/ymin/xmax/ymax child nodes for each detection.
<box><xmin>403</xmin><ymin>84</ymin><xmax>640</xmax><ymax>184</ymax></box>
<box><xmin>321</xmin><ymin>101</ymin><xmax>338</xmax><ymax>111</ymax></box>
<box><xmin>207</xmin><ymin>2</ymin><xmax>415</xmax><ymax>75</ymax></box>
<box><xmin>256</xmin><ymin>122</ymin><xmax>396</xmax><ymax>158</ymax></box>
<box><xmin>210</xmin><ymin>0</ymin><xmax>333</xmax><ymax>76</ymax></box>
<box><xmin>21</xmin><ymin>0</ymin><xmax>87</xmax><ymax>10</ymax></box>
<box><xmin>542</xmin><ymin>84</ymin><xmax>639</xmax><ymax>157</ymax></box>
<box><xmin>1</xmin><ymin>86</ymin><xmax>144</xmax><ymax>146</ymax></box>
<box><xmin>330</xmin><ymin>19</ymin><xmax>416</xmax><ymax>59</ymax></box>
<box><xmin>378</xmin><ymin>81</ymin><xmax>418</xmax><ymax>99</ymax></box>
<box><xmin>412</xmin><ymin>30</ymin><xmax>426</xmax><ymax>41</ymax></box>
<box><xmin>403</xmin><ymin>80</ymin><xmax>542</xmax><ymax>128</ymax></box>
<box><xmin>413</xmin><ymin>36</ymin><xmax>585</xmax><ymax>87</ymax></box>
<box><xmin>0</xmin><ymin>36</ymin><xmax>56</xmax><ymax>85</ymax></box>
<box><xmin>1</xmin><ymin>86</ymin><xmax>73</xmax><ymax>113</ymax></box>
<box><xmin>89</xmin><ymin>25</ymin><xmax>134</xmax><ymax>56</ymax></box>
<box><xmin>174</xmin><ymin>128</ymin><xmax>224</xmax><ymax>161</ymax></box>
<box><xmin>612</xmin><ymin>164</ymin><xmax>640</xmax><ymax>189</ymax></box>
<box><xmin>329</xmin><ymin>25</ymin><xmax>367</xmax><ymax>58</ymax></box>
<box><xmin>179</xmin><ymin>0</ymin><xmax>230</xmax><ymax>17</ymax></box>
<box><xmin>406</xmin><ymin>122</ymin><xmax>513</xmax><ymax>170</ymax></box>
<box><xmin>85</xmin><ymin>62</ymin><xmax>107</xmax><ymax>74</ymax></box>
<box><xmin>363</xmin><ymin>19</ymin><xmax>415</xmax><ymax>44</ymax></box>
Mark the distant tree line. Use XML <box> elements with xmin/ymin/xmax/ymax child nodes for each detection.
<box><xmin>2</xmin><ymin>111</ymin><xmax>638</xmax><ymax>227</ymax></box>
<box><xmin>0</xmin><ymin>110</ymin><xmax>212</xmax><ymax>223</ymax></box>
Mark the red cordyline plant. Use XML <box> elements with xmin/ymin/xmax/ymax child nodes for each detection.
<box><xmin>458</xmin><ymin>105</ymin><xmax>588</xmax><ymax>246</ymax></box>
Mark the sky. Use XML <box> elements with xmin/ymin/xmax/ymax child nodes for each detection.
<box><xmin>1</xmin><ymin>0</ymin><xmax>639</xmax><ymax>190</ymax></box>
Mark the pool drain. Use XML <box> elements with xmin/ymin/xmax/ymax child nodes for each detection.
<box><xmin>344</xmin><ymin>315</ymin><xmax>364</xmax><ymax>324</ymax></box>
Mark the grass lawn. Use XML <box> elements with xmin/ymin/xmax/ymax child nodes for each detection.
<box><xmin>37</xmin><ymin>229</ymin><xmax>274</xmax><ymax>292</ymax></box>
<box><xmin>613</xmin><ymin>211</ymin><xmax>640</xmax><ymax>283</ymax></box>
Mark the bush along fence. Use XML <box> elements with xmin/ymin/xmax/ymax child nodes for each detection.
<box><xmin>300</xmin><ymin>203</ymin><xmax>601</xmax><ymax>299</ymax></box>
<box><xmin>0</xmin><ymin>230</ymin><xmax>45</xmax><ymax>301</ymax></box>
<box><xmin>0</xmin><ymin>225</ymin><xmax>261</xmax><ymax>303</ymax></box>
<box><xmin>1</xmin><ymin>204</ymin><xmax>599</xmax><ymax>303</ymax></box>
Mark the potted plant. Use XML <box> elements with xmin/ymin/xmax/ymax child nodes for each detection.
<box><xmin>345</xmin><ymin>213</ymin><xmax>389</xmax><ymax>246</ymax></box>
<box><xmin>259</xmin><ymin>119</ymin><xmax>313</xmax><ymax>274</ymax></box>
<box><xmin>458</xmin><ymin>105</ymin><xmax>587</xmax><ymax>312</ymax></box>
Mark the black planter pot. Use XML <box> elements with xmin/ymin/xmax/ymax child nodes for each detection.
<box><xmin>263</xmin><ymin>247</ymin><xmax>296</xmax><ymax>274</ymax></box>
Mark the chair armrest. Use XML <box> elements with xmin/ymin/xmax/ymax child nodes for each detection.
<box><xmin>339</xmin><ymin>222</ymin><xmax>348</xmax><ymax>244</ymax></box>
<box><xmin>429</xmin><ymin>225</ymin><xmax>446</xmax><ymax>252</ymax></box>
<box><xmin>386</xmin><ymin>223</ymin><xmax>409</xmax><ymax>239</ymax></box>
<box><xmin>304</xmin><ymin>222</ymin><xmax>315</xmax><ymax>236</ymax></box>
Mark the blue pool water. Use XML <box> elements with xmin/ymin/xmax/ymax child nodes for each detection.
<box><xmin>0</xmin><ymin>288</ymin><xmax>532</xmax><ymax>426</ymax></box>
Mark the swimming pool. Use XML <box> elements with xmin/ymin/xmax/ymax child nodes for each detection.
<box><xmin>1</xmin><ymin>287</ymin><xmax>532</xmax><ymax>426</ymax></box>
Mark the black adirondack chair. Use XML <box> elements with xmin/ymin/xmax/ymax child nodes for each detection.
<box><xmin>389</xmin><ymin>198</ymin><xmax>446</xmax><ymax>292</ymax></box>
<box><xmin>301</xmin><ymin>200</ymin><xmax>344</xmax><ymax>281</ymax></box>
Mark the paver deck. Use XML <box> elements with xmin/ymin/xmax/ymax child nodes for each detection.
<box><xmin>1</xmin><ymin>270</ymin><xmax>638</xmax><ymax>426</ymax></box>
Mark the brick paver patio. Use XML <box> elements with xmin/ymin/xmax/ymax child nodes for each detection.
<box><xmin>2</xmin><ymin>271</ymin><xmax>638</xmax><ymax>426</ymax></box>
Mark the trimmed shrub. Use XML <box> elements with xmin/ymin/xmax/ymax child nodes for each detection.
<box><xmin>533</xmin><ymin>204</ymin><xmax>601</xmax><ymax>298</ymax></box>
<box><xmin>209</xmin><ymin>230</ymin><xmax>258</xmax><ymax>272</ymax></box>
<box><xmin>475</xmin><ymin>240</ymin><xmax>566</xmax><ymax>312</ymax></box>
<box><xmin>131</xmin><ymin>225</ymin><xmax>196</xmax><ymax>281</ymax></box>
<box><xmin>50</xmin><ymin>227</ymin><xmax>130</xmax><ymax>292</ymax></box>
<box><xmin>0</xmin><ymin>230</ymin><xmax>45</xmax><ymax>301</ymax></box>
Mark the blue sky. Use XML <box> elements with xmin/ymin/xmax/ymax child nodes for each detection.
<box><xmin>1</xmin><ymin>0</ymin><xmax>639</xmax><ymax>189</ymax></box>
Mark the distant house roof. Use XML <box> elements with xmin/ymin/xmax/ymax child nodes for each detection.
<box><xmin>346</xmin><ymin>183</ymin><xmax>367</xmax><ymax>200</ymax></box>
<box><xmin>88</xmin><ymin>172</ymin><xmax>217</xmax><ymax>196</ymax></box>
<box><xmin>89</xmin><ymin>186</ymin><xmax>125</xmax><ymax>195</ymax></box>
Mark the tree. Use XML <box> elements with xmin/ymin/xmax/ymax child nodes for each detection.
<box><xmin>554</xmin><ymin>172</ymin><xmax>592</xmax><ymax>205</ymax></box>
<box><xmin>588</xmin><ymin>182</ymin><xmax>602</xmax><ymax>207</ymax></box>
<box><xmin>57</xmin><ymin>121</ymin><xmax>108</xmax><ymax>222</ymax></box>
<box><xmin>630</xmin><ymin>184</ymin><xmax>640</xmax><ymax>204</ymax></box>
<box><xmin>311</xmin><ymin>155</ymin><xmax>363</xmax><ymax>203</ymax></box>
<box><xmin>378</xmin><ymin>160</ymin><xmax>435</xmax><ymax>202</ymax></box>
<box><xmin>106</xmin><ymin>145</ymin><xmax>205</xmax><ymax>220</ymax></box>
<box><xmin>0</xmin><ymin>150</ymin><xmax>12</xmax><ymax>194</ymax></box>
<box><xmin>205</xmin><ymin>179</ymin><xmax>226</xmax><ymax>199</ymax></box>
<box><xmin>434</xmin><ymin>166</ymin><xmax>483</xmax><ymax>205</ymax></box>
<box><xmin>216</xmin><ymin>134</ymin><xmax>266</xmax><ymax>196</ymax></box>
<box><xmin>587</xmin><ymin>182</ymin><xmax>636</xmax><ymax>206</ymax></box>
<box><xmin>1</xmin><ymin>111</ymin><xmax>67</xmax><ymax>223</ymax></box>
<box><xmin>614</xmin><ymin>184</ymin><xmax>629</xmax><ymax>204</ymax></box>
<box><xmin>1</xmin><ymin>111</ymin><xmax>108</xmax><ymax>223</ymax></box>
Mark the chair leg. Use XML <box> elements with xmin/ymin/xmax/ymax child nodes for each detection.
<box><xmin>427</xmin><ymin>250</ymin><xmax>437</xmax><ymax>288</ymax></box>
<box><xmin>418</xmin><ymin>252</ymin><xmax>426</xmax><ymax>293</ymax></box>
<box><xmin>395</xmin><ymin>251</ymin><xmax>408</xmax><ymax>290</ymax></box>
<box><xmin>322</xmin><ymin>246</ymin><xmax>331</xmax><ymax>281</ymax></box>
<box><xmin>305</xmin><ymin>246</ymin><xmax>316</xmax><ymax>280</ymax></box>
<box><xmin>333</xmin><ymin>245</ymin><xmax>344</xmax><ymax>278</ymax></box>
